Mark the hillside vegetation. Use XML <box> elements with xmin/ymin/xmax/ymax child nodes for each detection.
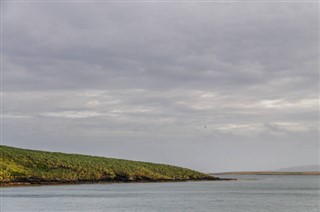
<box><xmin>0</xmin><ymin>145</ymin><xmax>217</xmax><ymax>185</ymax></box>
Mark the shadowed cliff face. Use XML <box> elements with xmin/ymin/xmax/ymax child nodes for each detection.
<box><xmin>0</xmin><ymin>145</ymin><xmax>222</xmax><ymax>186</ymax></box>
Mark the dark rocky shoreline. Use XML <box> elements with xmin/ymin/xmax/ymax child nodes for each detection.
<box><xmin>0</xmin><ymin>176</ymin><xmax>235</xmax><ymax>187</ymax></box>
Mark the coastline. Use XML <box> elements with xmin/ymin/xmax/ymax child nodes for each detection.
<box><xmin>0</xmin><ymin>177</ymin><xmax>235</xmax><ymax>188</ymax></box>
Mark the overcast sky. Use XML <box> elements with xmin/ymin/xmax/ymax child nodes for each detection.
<box><xmin>2</xmin><ymin>1</ymin><xmax>319</xmax><ymax>172</ymax></box>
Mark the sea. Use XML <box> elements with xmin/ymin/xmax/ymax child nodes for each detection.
<box><xmin>1</xmin><ymin>175</ymin><xmax>319</xmax><ymax>212</ymax></box>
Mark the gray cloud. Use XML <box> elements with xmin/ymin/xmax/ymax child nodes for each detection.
<box><xmin>2</xmin><ymin>2</ymin><xmax>319</xmax><ymax>172</ymax></box>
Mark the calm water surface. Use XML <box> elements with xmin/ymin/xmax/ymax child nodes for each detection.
<box><xmin>1</xmin><ymin>175</ymin><xmax>319</xmax><ymax>212</ymax></box>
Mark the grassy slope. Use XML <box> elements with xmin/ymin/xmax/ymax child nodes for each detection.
<box><xmin>0</xmin><ymin>145</ymin><xmax>216</xmax><ymax>184</ymax></box>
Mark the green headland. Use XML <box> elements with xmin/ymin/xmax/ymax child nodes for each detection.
<box><xmin>0</xmin><ymin>145</ymin><xmax>221</xmax><ymax>186</ymax></box>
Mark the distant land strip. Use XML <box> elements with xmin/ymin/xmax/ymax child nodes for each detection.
<box><xmin>0</xmin><ymin>145</ymin><xmax>233</xmax><ymax>187</ymax></box>
<box><xmin>212</xmin><ymin>171</ymin><xmax>320</xmax><ymax>175</ymax></box>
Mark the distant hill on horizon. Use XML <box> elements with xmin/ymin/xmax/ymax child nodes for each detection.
<box><xmin>276</xmin><ymin>164</ymin><xmax>320</xmax><ymax>172</ymax></box>
<box><xmin>212</xmin><ymin>164</ymin><xmax>320</xmax><ymax>176</ymax></box>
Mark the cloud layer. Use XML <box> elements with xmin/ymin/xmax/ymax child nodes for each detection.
<box><xmin>2</xmin><ymin>2</ymin><xmax>319</xmax><ymax>171</ymax></box>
